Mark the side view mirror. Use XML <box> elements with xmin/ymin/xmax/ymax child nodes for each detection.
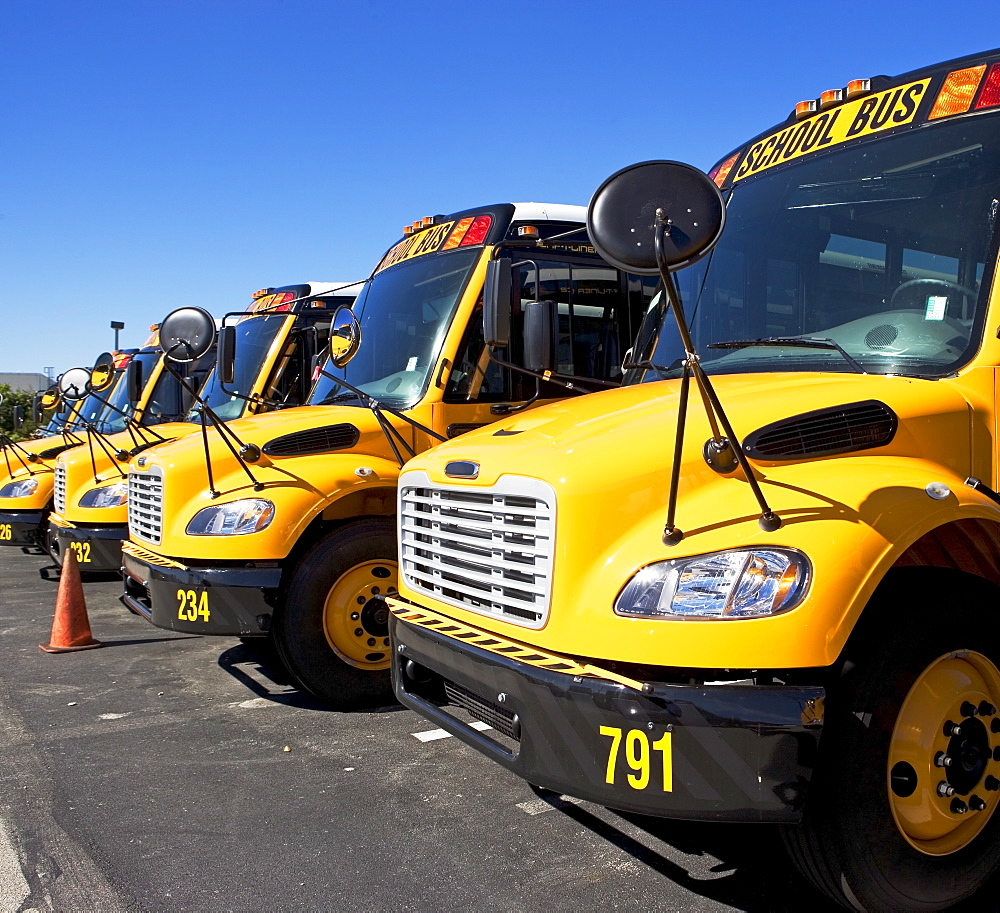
<box><xmin>218</xmin><ymin>325</ymin><xmax>237</xmax><ymax>385</ymax></box>
<box><xmin>58</xmin><ymin>367</ymin><xmax>91</xmax><ymax>402</ymax></box>
<box><xmin>159</xmin><ymin>307</ymin><xmax>217</xmax><ymax>363</ymax></box>
<box><xmin>329</xmin><ymin>305</ymin><xmax>361</xmax><ymax>368</ymax></box>
<box><xmin>587</xmin><ymin>160</ymin><xmax>725</xmax><ymax>275</ymax></box>
<box><xmin>127</xmin><ymin>359</ymin><xmax>144</xmax><ymax>406</ymax></box>
<box><xmin>523</xmin><ymin>302</ymin><xmax>552</xmax><ymax>373</ymax></box>
<box><xmin>483</xmin><ymin>258</ymin><xmax>513</xmax><ymax>348</ymax></box>
<box><xmin>12</xmin><ymin>405</ymin><xmax>25</xmax><ymax>430</ymax></box>
<box><xmin>89</xmin><ymin>351</ymin><xmax>117</xmax><ymax>393</ymax></box>
<box><xmin>36</xmin><ymin>385</ymin><xmax>58</xmax><ymax>422</ymax></box>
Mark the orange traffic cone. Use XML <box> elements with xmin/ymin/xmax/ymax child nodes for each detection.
<box><xmin>40</xmin><ymin>547</ymin><xmax>103</xmax><ymax>653</ymax></box>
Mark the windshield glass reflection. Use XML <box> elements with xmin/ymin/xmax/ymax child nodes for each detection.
<box><xmin>310</xmin><ymin>248</ymin><xmax>480</xmax><ymax>408</ymax></box>
<box><xmin>628</xmin><ymin>113</ymin><xmax>1000</xmax><ymax>383</ymax></box>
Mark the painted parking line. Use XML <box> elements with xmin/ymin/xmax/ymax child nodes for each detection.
<box><xmin>0</xmin><ymin>819</ymin><xmax>30</xmax><ymax>912</ymax></box>
<box><xmin>412</xmin><ymin>720</ymin><xmax>492</xmax><ymax>742</ymax></box>
<box><xmin>515</xmin><ymin>795</ymin><xmax>585</xmax><ymax>816</ymax></box>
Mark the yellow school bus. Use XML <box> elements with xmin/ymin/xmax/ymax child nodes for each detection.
<box><xmin>47</xmin><ymin>283</ymin><xmax>360</xmax><ymax>573</ymax></box>
<box><xmin>120</xmin><ymin>203</ymin><xmax>658</xmax><ymax>707</ymax></box>
<box><xmin>0</xmin><ymin>357</ymin><xmax>134</xmax><ymax>548</ymax></box>
<box><xmin>389</xmin><ymin>50</ymin><xmax>1000</xmax><ymax>911</ymax></box>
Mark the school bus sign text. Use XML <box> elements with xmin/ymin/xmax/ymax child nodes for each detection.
<box><xmin>733</xmin><ymin>78</ymin><xmax>931</xmax><ymax>182</ymax></box>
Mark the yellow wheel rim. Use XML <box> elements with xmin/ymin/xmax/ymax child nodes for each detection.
<box><xmin>888</xmin><ymin>650</ymin><xmax>1000</xmax><ymax>855</ymax></box>
<box><xmin>321</xmin><ymin>559</ymin><xmax>397</xmax><ymax>671</ymax></box>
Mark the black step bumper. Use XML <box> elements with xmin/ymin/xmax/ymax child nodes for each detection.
<box><xmin>120</xmin><ymin>550</ymin><xmax>281</xmax><ymax>636</ymax></box>
<box><xmin>391</xmin><ymin>610</ymin><xmax>825</xmax><ymax>823</ymax></box>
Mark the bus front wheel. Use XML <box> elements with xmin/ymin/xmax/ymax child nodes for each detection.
<box><xmin>784</xmin><ymin>570</ymin><xmax>1000</xmax><ymax>911</ymax></box>
<box><xmin>275</xmin><ymin>518</ymin><xmax>396</xmax><ymax>709</ymax></box>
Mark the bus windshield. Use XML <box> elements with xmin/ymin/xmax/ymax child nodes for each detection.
<box><xmin>189</xmin><ymin>314</ymin><xmax>287</xmax><ymax>422</ymax></box>
<box><xmin>309</xmin><ymin>248</ymin><xmax>481</xmax><ymax>408</ymax></box>
<box><xmin>628</xmin><ymin>112</ymin><xmax>1000</xmax><ymax>382</ymax></box>
<box><xmin>142</xmin><ymin>350</ymin><xmax>214</xmax><ymax>427</ymax></box>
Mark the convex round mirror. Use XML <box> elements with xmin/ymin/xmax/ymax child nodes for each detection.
<box><xmin>587</xmin><ymin>160</ymin><xmax>726</xmax><ymax>275</ymax></box>
<box><xmin>58</xmin><ymin>367</ymin><xmax>92</xmax><ymax>402</ymax></box>
<box><xmin>38</xmin><ymin>385</ymin><xmax>59</xmax><ymax>410</ymax></box>
<box><xmin>159</xmin><ymin>307</ymin><xmax>217</xmax><ymax>363</ymax></box>
<box><xmin>89</xmin><ymin>352</ymin><xmax>117</xmax><ymax>392</ymax></box>
<box><xmin>329</xmin><ymin>305</ymin><xmax>361</xmax><ymax>368</ymax></box>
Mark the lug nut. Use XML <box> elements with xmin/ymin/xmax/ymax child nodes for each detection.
<box><xmin>938</xmin><ymin>781</ymin><xmax>956</xmax><ymax>797</ymax></box>
<box><xmin>980</xmin><ymin>701</ymin><xmax>997</xmax><ymax>717</ymax></box>
<box><xmin>962</xmin><ymin>701</ymin><xmax>979</xmax><ymax>718</ymax></box>
<box><xmin>992</xmin><ymin>719</ymin><xmax>1000</xmax><ymax>734</ymax></box>
<box><xmin>951</xmin><ymin>798</ymin><xmax>969</xmax><ymax>815</ymax></box>
<box><xmin>970</xmin><ymin>795</ymin><xmax>988</xmax><ymax>811</ymax></box>
<box><xmin>354</xmin><ymin>627</ymin><xmax>364</xmax><ymax>637</ymax></box>
<box><xmin>351</xmin><ymin>613</ymin><xmax>360</xmax><ymax>621</ymax></box>
<box><xmin>994</xmin><ymin>747</ymin><xmax>1000</xmax><ymax>762</ymax></box>
<box><xmin>945</xmin><ymin>720</ymin><xmax>962</xmax><ymax>737</ymax></box>
<box><xmin>935</xmin><ymin>752</ymin><xmax>953</xmax><ymax>767</ymax></box>
<box><xmin>986</xmin><ymin>776</ymin><xmax>1000</xmax><ymax>792</ymax></box>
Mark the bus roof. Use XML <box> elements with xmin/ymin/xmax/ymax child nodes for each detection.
<box><xmin>510</xmin><ymin>202</ymin><xmax>586</xmax><ymax>222</ymax></box>
<box><xmin>710</xmin><ymin>47</ymin><xmax>1000</xmax><ymax>190</ymax></box>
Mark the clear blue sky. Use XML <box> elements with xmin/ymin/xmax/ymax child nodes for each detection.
<box><xmin>1</xmin><ymin>0</ymin><xmax>995</xmax><ymax>376</ymax></box>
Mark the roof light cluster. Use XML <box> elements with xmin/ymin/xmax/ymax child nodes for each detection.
<box><xmin>402</xmin><ymin>215</ymin><xmax>441</xmax><ymax>236</ymax></box>
<box><xmin>796</xmin><ymin>79</ymin><xmax>872</xmax><ymax>120</ymax></box>
<box><xmin>929</xmin><ymin>62</ymin><xmax>1000</xmax><ymax>119</ymax></box>
<box><xmin>401</xmin><ymin>213</ymin><xmax>493</xmax><ymax>247</ymax></box>
<box><xmin>253</xmin><ymin>290</ymin><xmax>296</xmax><ymax>313</ymax></box>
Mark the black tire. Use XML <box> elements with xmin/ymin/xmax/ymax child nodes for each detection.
<box><xmin>273</xmin><ymin>518</ymin><xmax>396</xmax><ymax>710</ymax></box>
<box><xmin>783</xmin><ymin>569</ymin><xmax>1000</xmax><ymax>911</ymax></box>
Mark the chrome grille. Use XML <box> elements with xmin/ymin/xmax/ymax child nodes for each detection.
<box><xmin>399</xmin><ymin>471</ymin><xmax>555</xmax><ymax>628</ymax></box>
<box><xmin>53</xmin><ymin>462</ymin><xmax>67</xmax><ymax>514</ymax></box>
<box><xmin>128</xmin><ymin>468</ymin><xmax>164</xmax><ymax>544</ymax></box>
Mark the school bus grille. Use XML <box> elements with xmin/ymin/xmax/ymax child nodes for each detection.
<box><xmin>399</xmin><ymin>473</ymin><xmax>555</xmax><ymax>628</ymax></box>
<box><xmin>128</xmin><ymin>468</ymin><xmax>164</xmax><ymax>545</ymax></box>
<box><xmin>53</xmin><ymin>462</ymin><xmax>67</xmax><ymax>515</ymax></box>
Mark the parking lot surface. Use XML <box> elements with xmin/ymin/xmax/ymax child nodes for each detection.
<box><xmin>0</xmin><ymin>547</ymin><xmax>843</xmax><ymax>912</ymax></box>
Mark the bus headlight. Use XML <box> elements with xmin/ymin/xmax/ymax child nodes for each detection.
<box><xmin>614</xmin><ymin>548</ymin><xmax>809</xmax><ymax>619</ymax></box>
<box><xmin>79</xmin><ymin>482</ymin><xmax>129</xmax><ymax>508</ymax></box>
<box><xmin>186</xmin><ymin>499</ymin><xmax>275</xmax><ymax>536</ymax></box>
<box><xmin>0</xmin><ymin>479</ymin><xmax>39</xmax><ymax>498</ymax></box>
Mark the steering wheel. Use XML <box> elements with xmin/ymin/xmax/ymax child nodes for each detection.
<box><xmin>889</xmin><ymin>278</ymin><xmax>978</xmax><ymax>311</ymax></box>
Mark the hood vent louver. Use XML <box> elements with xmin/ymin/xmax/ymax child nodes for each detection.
<box><xmin>262</xmin><ymin>423</ymin><xmax>360</xmax><ymax>457</ymax></box>
<box><xmin>743</xmin><ymin>400</ymin><xmax>897</xmax><ymax>461</ymax></box>
<box><xmin>38</xmin><ymin>443</ymin><xmax>78</xmax><ymax>460</ymax></box>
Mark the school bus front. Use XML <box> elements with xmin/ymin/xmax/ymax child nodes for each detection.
<box><xmin>391</xmin><ymin>50</ymin><xmax>1000</xmax><ymax>912</ymax></box>
<box><xmin>121</xmin><ymin>203</ymin><xmax>657</xmax><ymax>709</ymax></box>
<box><xmin>48</xmin><ymin>283</ymin><xmax>359</xmax><ymax>573</ymax></box>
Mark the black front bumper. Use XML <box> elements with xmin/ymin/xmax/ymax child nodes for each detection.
<box><xmin>50</xmin><ymin>523</ymin><xmax>127</xmax><ymax>572</ymax></box>
<box><xmin>0</xmin><ymin>509</ymin><xmax>48</xmax><ymax>547</ymax></box>
<box><xmin>391</xmin><ymin>610</ymin><xmax>825</xmax><ymax>823</ymax></box>
<box><xmin>120</xmin><ymin>551</ymin><xmax>282</xmax><ymax>635</ymax></box>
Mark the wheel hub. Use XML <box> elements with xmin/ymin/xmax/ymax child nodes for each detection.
<box><xmin>322</xmin><ymin>559</ymin><xmax>397</xmax><ymax>670</ymax></box>
<box><xmin>888</xmin><ymin>650</ymin><xmax>1000</xmax><ymax>855</ymax></box>
<box><xmin>360</xmin><ymin>597</ymin><xmax>389</xmax><ymax>638</ymax></box>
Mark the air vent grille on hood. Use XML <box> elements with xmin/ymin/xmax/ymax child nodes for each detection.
<box><xmin>262</xmin><ymin>423</ymin><xmax>360</xmax><ymax>457</ymax></box>
<box><xmin>743</xmin><ymin>400</ymin><xmax>897</xmax><ymax>460</ymax></box>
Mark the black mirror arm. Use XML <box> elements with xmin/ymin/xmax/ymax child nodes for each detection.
<box><xmin>652</xmin><ymin>214</ymin><xmax>780</xmax><ymax>544</ymax></box>
<box><xmin>158</xmin><ymin>352</ymin><xmax>263</xmax><ymax>495</ymax></box>
<box><xmin>82</xmin><ymin>423</ymin><xmax>129</xmax><ymax>481</ymax></box>
<box><xmin>0</xmin><ymin>434</ymin><xmax>39</xmax><ymax>476</ymax></box>
<box><xmin>314</xmin><ymin>368</ymin><xmax>446</xmax><ymax>452</ymax></box>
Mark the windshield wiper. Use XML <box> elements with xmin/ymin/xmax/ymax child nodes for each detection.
<box><xmin>708</xmin><ymin>336</ymin><xmax>866</xmax><ymax>374</ymax></box>
<box><xmin>325</xmin><ymin>391</ymin><xmax>363</xmax><ymax>405</ymax></box>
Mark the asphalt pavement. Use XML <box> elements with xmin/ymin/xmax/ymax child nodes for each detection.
<box><xmin>0</xmin><ymin>546</ymin><xmax>842</xmax><ymax>913</ymax></box>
